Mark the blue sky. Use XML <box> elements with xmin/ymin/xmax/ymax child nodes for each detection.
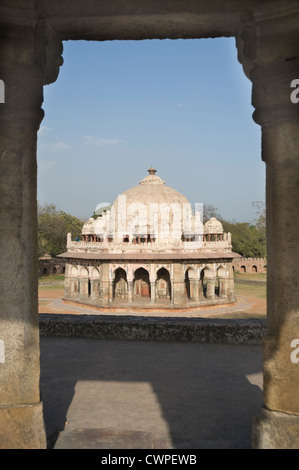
<box><xmin>37</xmin><ymin>37</ymin><xmax>264</xmax><ymax>222</ymax></box>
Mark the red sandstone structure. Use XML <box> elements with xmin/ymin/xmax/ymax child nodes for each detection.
<box><xmin>232</xmin><ymin>257</ymin><xmax>267</xmax><ymax>274</ymax></box>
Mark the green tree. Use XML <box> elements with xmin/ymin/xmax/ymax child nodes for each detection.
<box><xmin>222</xmin><ymin>220</ymin><xmax>267</xmax><ymax>258</ymax></box>
<box><xmin>203</xmin><ymin>203</ymin><xmax>267</xmax><ymax>258</ymax></box>
<box><xmin>38</xmin><ymin>203</ymin><xmax>84</xmax><ymax>257</ymax></box>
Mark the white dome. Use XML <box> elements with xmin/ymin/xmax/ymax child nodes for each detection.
<box><xmin>111</xmin><ymin>167</ymin><xmax>193</xmax><ymax>240</ymax></box>
<box><xmin>82</xmin><ymin>168</ymin><xmax>203</xmax><ymax>248</ymax></box>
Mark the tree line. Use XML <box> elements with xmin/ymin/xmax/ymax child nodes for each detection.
<box><xmin>204</xmin><ymin>201</ymin><xmax>266</xmax><ymax>258</ymax></box>
<box><xmin>38</xmin><ymin>203</ymin><xmax>83</xmax><ymax>258</ymax></box>
<box><xmin>38</xmin><ymin>201</ymin><xmax>266</xmax><ymax>259</ymax></box>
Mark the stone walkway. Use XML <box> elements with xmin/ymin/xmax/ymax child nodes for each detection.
<box><xmin>40</xmin><ymin>337</ymin><xmax>263</xmax><ymax>449</ymax></box>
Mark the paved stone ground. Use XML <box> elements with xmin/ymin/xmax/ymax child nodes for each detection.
<box><xmin>40</xmin><ymin>337</ymin><xmax>263</xmax><ymax>449</ymax></box>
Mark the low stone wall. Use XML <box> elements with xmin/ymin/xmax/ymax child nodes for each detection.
<box><xmin>39</xmin><ymin>281</ymin><xmax>64</xmax><ymax>286</ymax></box>
<box><xmin>39</xmin><ymin>314</ymin><xmax>267</xmax><ymax>345</ymax></box>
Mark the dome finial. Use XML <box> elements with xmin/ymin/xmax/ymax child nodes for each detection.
<box><xmin>148</xmin><ymin>166</ymin><xmax>157</xmax><ymax>175</ymax></box>
<box><xmin>139</xmin><ymin>167</ymin><xmax>165</xmax><ymax>185</ymax></box>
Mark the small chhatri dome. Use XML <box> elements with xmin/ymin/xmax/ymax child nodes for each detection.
<box><xmin>204</xmin><ymin>217</ymin><xmax>223</xmax><ymax>234</ymax></box>
<box><xmin>139</xmin><ymin>167</ymin><xmax>165</xmax><ymax>185</ymax></box>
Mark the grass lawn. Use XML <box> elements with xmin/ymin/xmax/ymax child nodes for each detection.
<box><xmin>235</xmin><ymin>282</ymin><xmax>266</xmax><ymax>299</ymax></box>
<box><xmin>234</xmin><ymin>272</ymin><xmax>266</xmax><ymax>282</ymax></box>
<box><xmin>39</xmin><ymin>274</ymin><xmax>65</xmax><ymax>282</ymax></box>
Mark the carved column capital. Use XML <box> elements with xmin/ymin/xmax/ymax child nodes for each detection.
<box><xmin>34</xmin><ymin>19</ymin><xmax>64</xmax><ymax>86</ymax></box>
<box><xmin>250</xmin><ymin>60</ymin><xmax>299</xmax><ymax>127</ymax></box>
<box><xmin>236</xmin><ymin>6</ymin><xmax>299</xmax><ymax>127</ymax></box>
<box><xmin>0</xmin><ymin>17</ymin><xmax>63</xmax><ymax>125</ymax></box>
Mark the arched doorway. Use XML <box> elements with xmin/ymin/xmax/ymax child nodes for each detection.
<box><xmin>133</xmin><ymin>267</ymin><xmax>150</xmax><ymax>300</ymax></box>
<box><xmin>156</xmin><ymin>267</ymin><xmax>171</xmax><ymax>301</ymax></box>
<box><xmin>113</xmin><ymin>268</ymin><xmax>128</xmax><ymax>300</ymax></box>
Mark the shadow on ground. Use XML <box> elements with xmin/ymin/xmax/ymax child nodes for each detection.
<box><xmin>40</xmin><ymin>338</ymin><xmax>263</xmax><ymax>449</ymax></box>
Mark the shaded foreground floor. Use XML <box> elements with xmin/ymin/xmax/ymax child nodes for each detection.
<box><xmin>40</xmin><ymin>338</ymin><xmax>263</xmax><ymax>449</ymax></box>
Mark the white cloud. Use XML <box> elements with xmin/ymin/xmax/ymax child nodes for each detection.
<box><xmin>81</xmin><ymin>135</ymin><xmax>125</xmax><ymax>146</ymax></box>
<box><xmin>51</xmin><ymin>141</ymin><xmax>71</xmax><ymax>151</ymax></box>
<box><xmin>38</xmin><ymin>125</ymin><xmax>51</xmax><ymax>136</ymax></box>
<box><xmin>38</xmin><ymin>160</ymin><xmax>58</xmax><ymax>173</ymax></box>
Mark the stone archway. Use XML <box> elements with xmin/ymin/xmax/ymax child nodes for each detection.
<box><xmin>133</xmin><ymin>267</ymin><xmax>151</xmax><ymax>300</ymax></box>
<box><xmin>156</xmin><ymin>267</ymin><xmax>171</xmax><ymax>301</ymax></box>
<box><xmin>113</xmin><ymin>267</ymin><xmax>128</xmax><ymax>300</ymax></box>
<box><xmin>1</xmin><ymin>0</ymin><xmax>299</xmax><ymax>450</ymax></box>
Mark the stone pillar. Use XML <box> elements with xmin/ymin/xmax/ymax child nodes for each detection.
<box><xmin>99</xmin><ymin>264</ymin><xmax>109</xmax><ymax>306</ymax></box>
<box><xmin>127</xmin><ymin>281</ymin><xmax>133</xmax><ymax>304</ymax></box>
<box><xmin>79</xmin><ymin>278</ymin><xmax>88</xmax><ymax>299</ymax></box>
<box><xmin>0</xmin><ymin>18</ymin><xmax>62</xmax><ymax>448</ymax></box>
<box><xmin>227</xmin><ymin>266</ymin><xmax>236</xmax><ymax>302</ymax></box>
<box><xmin>172</xmin><ymin>263</ymin><xmax>186</xmax><ymax>306</ymax></box>
<box><xmin>70</xmin><ymin>277</ymin><xmax>80</xmax><ymax>298</ymax></box>
<box><xmin>108</xmin><ymin>280</ymin><xmax>114</xmax><ymax>303</ymax></box>
<box><xmin>218</xmin><ymin>277</ymin><xmax>227</xmax><ymax>299</ymax></box>
<box><xmin>237</xmin><ymin>8</ymin><xmax>299</xmax><ymax>448</ymax></box>
<box><xmin>198</xmin><ymin>275</ymin><xmax>204</xmax><ymax>299</ymax></box>
<box><xmin>90</xmin><ymin>279</ymin><xmax>99</xmax><ymax>299</ymax></box>
<box><xmin>63</xmin><ymin>264</ymin><xmax>72</xmax><ymax>297</ymax></box>
<box><xmin>206</xmin><ymin>279</ymin><xmax>215</xmax><ymax>300</ymax></box>
<box><xmin>150</xmin><ymin>281</ymin><xmax>156</xmax><ymax>304</ymax></box>
<box><xmin>193</xmin><ymin>279</ymin><xmax>200</xmax><ymax>302</ymax></box>
<box><xmin>170</xmin><ymin>278</ymin><xmax>174</xmax><ymax>304</ymax></box>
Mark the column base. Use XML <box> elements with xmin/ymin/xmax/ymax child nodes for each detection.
<box><xmin>0</xmin><ymin>401</ymin><xmax>47</xmax><ymax>449</ymax></box>
<box><xmin>252</xmin><ymin>407</ymin><xmax>299</xmax><ymax>449</ymax></box>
